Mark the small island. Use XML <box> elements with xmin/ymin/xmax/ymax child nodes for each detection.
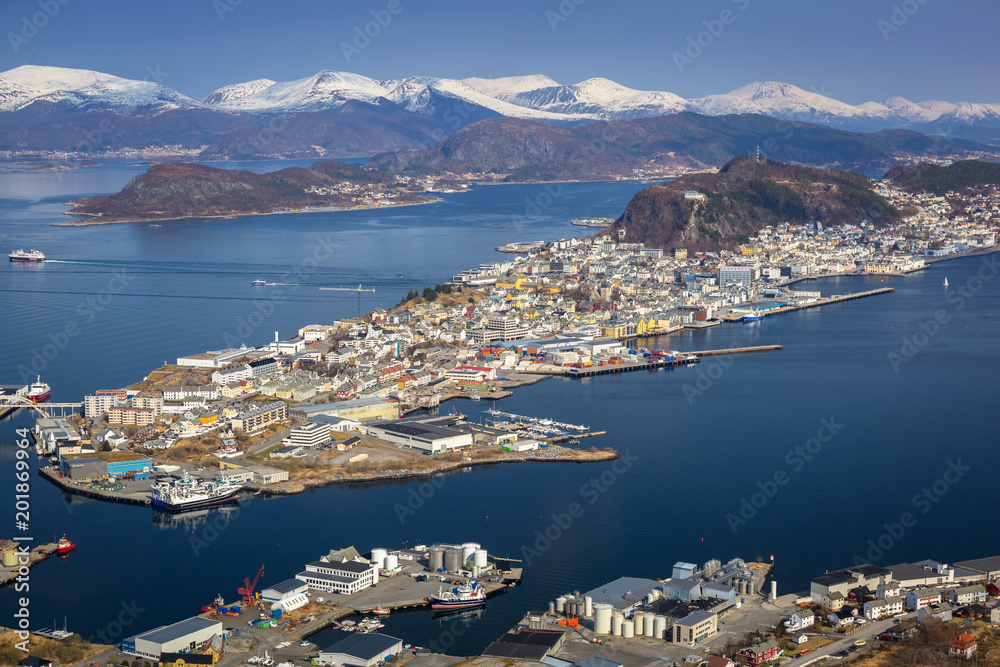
<box><xmin>61</xmin><ymin>160</ymin><xmax>445</xmax><ymax>225</ymax></box>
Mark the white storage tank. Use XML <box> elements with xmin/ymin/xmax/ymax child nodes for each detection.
<box><xmin>429</xmin><ymin>547</ymin><xmax>445</xmax><ymax>570</ymax></box>
<box><xmin>653</xmin><ymin>615</ymin><xmax>667</xmax><ymax>639</ymax></box>
<box><xmin>622</xmin><ymin>620</ymin><xmax>635</xmax><ymax>638</ymax></box>
<box><xmin>461</xmin><ymin>542</ymin><xmax>480</xmax><ymax>561</ymax></box>
<box><xmin>370</xmin><ymin>548</ymin><xmax>387</xmax><ymax>569</ymax></box>
<box><xmin>383</xmin><ymin>554</ymin><xmax>399</xmax><ymax>570</ymax></box>
<box><xmin>555</xmin><ymin>596</ymin><xmax>567</xmax><ymax>613</ymax></box>
<box><xmin>473</xmin><ymin>549</ymin><xmax>488</xmax><ymax>568</ymax></box>
<box><xmin>632</xmin><ymin>612</ymin><xmax>644</xmax><ymax>634</ymax></box>
<box><xmin>584</xmin><ymin>595</ymin><xmax>593</xmax><ymax>618</ymax></box>
<box><xmin>594</xmin><ymin>604</ymin><xmax>612</xmax><ymax>634</ymax></box>
<box><xmin>611</xmin><ymin>612</ymin><xmax>623</xmax><ymax>636</ymax></box>
<box><xmin>643</xmin><ymin>614</ymin><xmax>655</xmax><ymax>637</ymax></box>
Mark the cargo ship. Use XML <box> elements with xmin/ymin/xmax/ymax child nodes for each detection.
<box><xmin>27</xmin><ymin>376</ymin><xmax>51</xmax><ymax>403</ymax></box>
<box><xmin>9</xmin><ymin>249</ymin><xmax>45</xmax><ymax>262</ymax></box>
<box><xmin>429</xmin><ymin>582</ymin><xmax>486</xmax><ymax>610</ymax></box>
<box><xmin>151</xmin><ymin>472</ymin><xmax>241</xmax><ymax>511</ymax></box>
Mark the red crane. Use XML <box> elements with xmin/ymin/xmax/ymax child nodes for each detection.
<box><xmin>238</xmin><ymin>564</ymin><xmax>265</xmax><ymax>607</ymax></box>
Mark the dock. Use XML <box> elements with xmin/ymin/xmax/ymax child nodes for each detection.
<box><xmin>37</xmin><ymin>466</ymin><xmax>152</xmax><ymax>506</ymax></box>
<box><xmin>691</xmin><ymin>345</ymin><xmax>783</xmax><ymax>357</ymax></box>
<box><xmin>0</xmin><ymin>540</ymin><xmax>58</xmax><ymax>588</ymax></box>
<box><xmin>545</xmin><ymin>355</ymin><xmax>698</xmax><ymax>378</ymax></box>
<box><xmin>724</xmin><ymin>287</ymin><xmax>895</xmax><ymax>322</ymax></box>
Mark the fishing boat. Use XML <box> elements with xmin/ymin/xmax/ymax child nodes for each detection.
<box><xmin>252</xmin><ymin>279</ymin><xmax>266</xmax><ymax>286</ymax></box>
<box><xmin>430</xmin><ymin>582</ymin><xmax>486</xmax><ymax>610</ymax></box>
<box><xmin>151</xmin><ymin>471</ymin><xmax>241</xmax><ymax>511</ymax></box>
<box><xmin>373</xmin><ymin>606</ymin><xmax>390</xmax><ymax>616</ymax></box>
<box><xmin>742</xmin><ymin>311</ymin><xmax>764</xmax><ymax>322</ymax></box>
<box><xmin>944</xmin><ymin>277</ymin><xmax>949</xmax><ymax>287</ymax></box>
<box><xmin>55</xmin><ymin>535</ymin><xmax>75</xmax><ymax>555</ymax></box>
<box><xmin>27</xmin><ymin>376</ymin><xmax>51</xmax><ymax>403</ymax></box>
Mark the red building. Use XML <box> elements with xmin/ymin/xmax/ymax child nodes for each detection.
<box><xmin>738</xmin><ymin>638</ymin><xmax>781</xmax><ymax>666</ymax></box>
<box><xmin>949</xmin><ymin>634</ymin><xmax>977</xmax><ymax>659</ymax></box>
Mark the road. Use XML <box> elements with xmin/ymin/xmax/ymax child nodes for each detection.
<box><xmin>785</xmin><ymin>616</ymin><xmax>909</xmax><ymax>665</ymax></box>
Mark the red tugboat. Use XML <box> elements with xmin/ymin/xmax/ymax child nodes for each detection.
<box><xmin>55</xmin><ymin>535</ymin><xmax>75</xmax><ymax>555</ymax></box>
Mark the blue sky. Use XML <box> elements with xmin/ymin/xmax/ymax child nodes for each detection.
<box><xmin>1</xmin><ymin>0</ymin><xmax>997</xmax><ymax>103</ymax></box>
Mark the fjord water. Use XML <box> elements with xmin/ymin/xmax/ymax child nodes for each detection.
<box><xmin>0</xmin><ymin>161</ymin><xmax>997</xmax><ymax>654</ymax></box>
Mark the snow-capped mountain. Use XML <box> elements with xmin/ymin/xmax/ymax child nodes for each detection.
<box><xmin>205</xmin><ymin>70</ymin><xmax>390</xmax><ymax>113</ymax></box>
<box><xmin>0</xmin><ymin>65</ymin><xmax>203</xmax><ymax>113</ymax></box>
<box><xmin>690</xmin><ymin>81</ymin><xmax>898</xmax><ymax>130</ymax></box>
<box><xmin>2</xmin><ymin>64</ymin><xmax>998</xmax><ymax>156</ymax></box>
<box><xmin>491</xmin><ymin>77</ymin><xmax>695</xmax><ymax>120</ymax></box>
<box><xmin>201</xmin><ymin>78</ymin><xmax>276</xmax><ymax>106</ymax></box>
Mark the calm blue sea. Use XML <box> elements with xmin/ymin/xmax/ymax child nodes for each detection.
<box><xmin>0</xmin><ymin>160</ymin><xmax>996</xmax><ymax>654</ymax></box>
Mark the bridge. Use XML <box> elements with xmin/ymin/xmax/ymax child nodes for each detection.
<box><xmin>0</xmin><ymin>395</ymin><xmax>81</xmax><ymax>418</ymax></box>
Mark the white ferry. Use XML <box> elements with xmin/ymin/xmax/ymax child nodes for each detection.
<box><xmin>9</xmin><ymin>248</ymin><xmax>45</xmax><ymax>262</ymax></box>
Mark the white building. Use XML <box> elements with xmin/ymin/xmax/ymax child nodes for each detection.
<box><xmin>950</xmin><ymin>584</ymin><xmax>988</xmax><ymax>606</ymax></box>
<box><xmin>906</xmin><ymin>587</ymin><xmax>942</xmax><ymax>611</ymax></box>
<box><xmin>126</xmin><ymin>617</ymin><xmax>222</xmax><ymax>660</ymax></box>
<box><xmin>282</xmin><ymin>422</ymin><xmax>331</xmax><ymax>448</ymax></box>
<box><xmin>296</xmin><ymin>559</ymin><xmax>379</xmax><ymax>594</ymax></box>
<box><xmin>785</xmin><ymin>608</ymin><xmax>816</xmax><ymax>630</ymax></box>
<box><xmin>364</xmin><ymin>421</ymin><xmax>472</xmax><ymax>454</ymax></box>
<box><xmin>318</xmin><ymin>633</ymin><xmax>403</xmax><ymax>667</ymax></box>
<box><xmin>864</xmin><ymin>596</ymin><xmax>903</xmax><ymax>620</ymax></box>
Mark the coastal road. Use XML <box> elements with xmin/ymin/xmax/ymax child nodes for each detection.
<box><xmin>784</xmin><ymin>617</ymin><xmax>900</xmax><ymax>665</ymax></box>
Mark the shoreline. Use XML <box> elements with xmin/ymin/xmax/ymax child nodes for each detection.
<box><xmin>55</xmin><ymin>196</ymin><xmax>443</xmax><ymax>227</ymax></box>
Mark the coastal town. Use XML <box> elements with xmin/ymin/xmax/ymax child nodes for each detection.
<box><xmin>15</xmin><ymin>175</ymin><xmax>999</xmax><ymax>503</ymax></box>
<box><xmin>6</xmin><ymin>173</ymin><xmax>1000</xmax><ymax>667</ymax></box>
<box><xmin>12</xmin><ymin>541</ymin><xmax>1000</xmax><ymax>667</ymax></box>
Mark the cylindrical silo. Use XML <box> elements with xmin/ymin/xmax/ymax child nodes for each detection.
<box><xmin>622</xmin><ymin>620</ymin><xmax>635</xmax><ymax>638</ymax></box>
<box><xmin>383</xmin><ymin>554</ymin><xmax>398</xmax><ymax>570</ymax></box>
<box><xmin>370</xmin><ymin>548</ymin><xmax>387</xmax><ymax>569</ymax></box>
<box><xmin>444</xmin><ymin>549</ymin><xmax>461</xmax><ymax>572</ymax></box>
<box><xmin>643</xmin><ymin>614</ymin><xmax>655</xmax><ymax>637</ymax></box>
<box><xmin>429</xmin><ymin>546</ymin><xmax>445</xmax><ymax>570</ymax></box>
<box><xmin>770</xmin><ymin>580</ymin><xmax>777</xmax><ymax>602</ymax></box>
<box><xmin>548</xmin><ymin>601</ymin><xmax>555</xmax><ymax>615</ymax></box>
<box><xmin>594</xmin><ymin>604</ymin><xmax>612</xmax><ymax>634</ymax></box>
<box><xmin>584</xmin><ymin>596</ymin><xmax>593</xmax><ymax>618</ymax></box>
<box><xmin>461</xmin><ymin>542</ymin><xmax>480</xmax><ymax>562</ymax></box>
<box><xmin>632</xmin><ymin>612</ymin><xmax>644</xmax><ymax>634</ymax></box>
<box><xmin>646</xmin><ymin>589</ymin><xmax>660</xmax><ymax>603</ymax></box>
<box><xmin>555</xmin><ymin>596</ymin><xmax>567</xmax><ymax>613</ymax></box>
<box><xmin>473</xmin><ymin>549</ymin><xmax>488</xmax><ymax>568</ymax></box>
<box><xmin>1</xmin><ymin>549</ymin><xmax>17</xmax><ymax>567</ymax></box>
<box><xmin>611</xmin><ymin>613</ymin><xmax>623</xmax><ymax>636</ymax></box>
<box><xmin>653</xmin><ymin>615</ymin><xmax>667</xmax><ymax>639</ymax></box>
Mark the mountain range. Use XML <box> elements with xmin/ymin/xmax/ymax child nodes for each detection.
<box><xmin>2</xmin><ymin>65</ymin><xmax>999</xmax><ymax>157</ymax></box>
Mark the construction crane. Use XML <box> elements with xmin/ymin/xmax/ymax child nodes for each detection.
<box><xmin>319</xmin><ymin>284</ymin><xmax>375</xmax><ymax>317</ymax></box>
<box><xmin>238</xmin><ymin>564</ymin><xmax>265</xmax><ymax>607</ymax></box>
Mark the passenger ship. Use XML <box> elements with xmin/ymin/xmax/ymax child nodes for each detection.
<box><xmin>9</xmin><ymin>249</ymin><xmax>45</xmax><ymax>262</ymax></box>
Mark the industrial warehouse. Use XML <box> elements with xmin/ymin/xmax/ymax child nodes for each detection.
<box><xmin>122</xmin><ymin>617</ymin><xmax>223</xmax><ymax>660</ymax></box>
<box><xmin>362</xmin><ymin>419</ymin><xmax>472</xmax><ymax>454</ymax></box>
